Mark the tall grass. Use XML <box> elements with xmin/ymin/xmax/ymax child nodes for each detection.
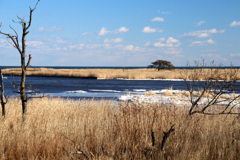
<box><xmin>0</xmin><ymin>98</ymin><xmax>239</xmax><ymax>159</ymax></box>
<box><xmin>4</xmin><ymin>68</ymin><xmax>239</xmax><ymax>80</ymax></box>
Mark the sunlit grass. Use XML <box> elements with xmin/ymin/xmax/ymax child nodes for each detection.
<box><xmin>3</xmin><ymin>68</ymin><xmax>240</xmax><ymax>80</ymax></box>
<box><xmin>0</xmin><ymin>97</ymin><xmax>239</xmax><ymax>159</ymax></box>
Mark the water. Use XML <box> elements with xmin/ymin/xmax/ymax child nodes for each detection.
<box><xmin>2</xmin><ymin>75</ymin><xmax>189</xmax><ymax>99</ymax></box>
<box><xmin>1</xmin><ymin>65</ymin><xmax>240</xmax><ymax>100</ymax></box>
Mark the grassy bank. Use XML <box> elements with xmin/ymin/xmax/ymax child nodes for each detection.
<box><xmin>0</xmin><ymin>98</ymin><xmax>239</xmax><ymax>159</ymax></box>
<box><xmin>3</xmin><ymin>68</ymin><xmax>240</xmax><ymax>80</ymax></box>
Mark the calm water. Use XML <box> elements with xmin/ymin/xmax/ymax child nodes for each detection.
<box><xmin>2</xmin><ymin>75</ymin><xmax>189</xmax><ymax>99</ymax></box>
<box><xmin>1</xmin><ymin>66</ymin><xmax>240</xmax><ymax>99</ymax></box>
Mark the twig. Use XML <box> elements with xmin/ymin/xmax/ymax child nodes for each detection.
<box><xmin>61</xmin><ymin>134</ymin><xmax>89</xmax><ymax>159</ymax></box>
<box><xmin>159</xmin><ymin>124</ymin><xmax>175</xmax><ymax>151</ymax></box>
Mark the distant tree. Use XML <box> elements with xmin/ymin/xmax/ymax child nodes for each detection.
<box><xmin>0</xmin><ymin>0</ymin><xmax>40</xmax><ymax>119</ymax></box>
<box><xmin>148</xmin><ymin>60</ymin><xmax>175</xmax><ymax>71</ymax></box>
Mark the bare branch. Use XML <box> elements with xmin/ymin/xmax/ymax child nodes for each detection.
<box><xmin>221</xmin><ymin>94</ymin><xmax>240</xmax><ymax>114</ymax></box>
<box><xmin>0</xmin><ymin>30</ymin><xmax>22</xmax><ymax>54</ymax></box>
<box><xmin>183</xmin><ymin>59</ymin><xmax>240</xmax><ymax>116</ymax></box>
<box><xmin>61</xmin><ymin>134</ymin><xmax>89</xmax><ymax>159</ymax></box>
<box><xmin>17</xmin><ymin>16</ymin><xmax>25</xmax><ymax>24</ymax></box>
<box><xmin>9</xmin><ymin>25</ymin><xmax>19</xmax><ymax>45</ymax></box>
<box><xmin>159</xmin><ymin>124</ymin><xmax>175</xmax><ymax>151</ymax></box>
<box><xmin>27</xmin><ymin>0</ymin><xmax>40</xmax><ymax>30</ymax></box>
<box><xmin>26</xmin><ymin>54</ymin><xmax>32</xmax><ymax>68</ymax></box>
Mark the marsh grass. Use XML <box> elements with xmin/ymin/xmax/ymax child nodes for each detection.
<box><xmin>0</xmin><ymin>97</ymin><xmax>239</xmax><ymax>159</ymax></box>
<box><xmin>4</xmin><ymin>68</ymin><xmax>239</xmax><ymax>80</ymax></box>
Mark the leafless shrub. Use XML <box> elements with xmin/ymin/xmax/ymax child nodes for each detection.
<box><xmin>182</xmin><ymin>59</ymin><xmax>240</xmax><ymax>115</ymax></box>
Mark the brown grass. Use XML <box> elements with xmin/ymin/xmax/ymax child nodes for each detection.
<box><xmin>0</xmin><ymin>97</ymin><xmax>239</xmax><ymax>159</ymax></box>
<box><xmin>3</xmin><ymin>68</ymin><xmax>239</xmax><ymax>80</ymax></box>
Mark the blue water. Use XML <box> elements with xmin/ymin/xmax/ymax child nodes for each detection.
<box><xmin>2</xmin><ymin>75</ymin><xmax>189</xmax><ymax>99</ymax></box>
<box><xmin>1</xmin><ymin>66</ymin><xmax>240</xmax><ymax>99</ymax></box>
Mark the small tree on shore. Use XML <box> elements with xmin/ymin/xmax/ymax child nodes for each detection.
<box><xmin>148</xmin><ymin>60</ymin><xmax>175</xmax><ymax>71</ymax></box>
<box><xmin>0</xmin><ymin>0</ymin><xmax>40</xmax><ymax>118</ymax></box>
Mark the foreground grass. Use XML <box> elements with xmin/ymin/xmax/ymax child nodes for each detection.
<box><xmin>0</xmin><ymin>98</ymin><xmax>239</xmax><ymax>159</ymax></box>
<box><xmin>3</xmin><ymin>68</ymin><xmax>240</xmax><ymax>80</ymax></box>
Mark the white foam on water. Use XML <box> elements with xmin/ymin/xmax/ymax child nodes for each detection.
<box><xmin>117</xmin><ymin>78</ymin><xmax>185</xmax><ymax>81</ymax></box>
<box><xmin>65</xmin><ymin>90</ymin><xmax>87</xmax><ymax>93</ymax></box>
<box><xmin>90</xmin><ymin>89</ymin><xmax>121</xmax><ymax>93</ymax></box>
<box><xmin>133</xmin><ymin>89</ymin><xmax>147</xmax><ymax>92</ymax></box>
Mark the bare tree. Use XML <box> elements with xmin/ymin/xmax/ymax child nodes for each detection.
<box><xmin>148</xmin><ymin>60</ymin><xmax>175</xmax><ymax>71</ymax></box>
<box><xmin>0</xmin><ymin>0</ymin><xmax>40</xmax><ymax>117</ymax></box>
<box><xmin>182</xmin><ymin>59</ymin><xmax>240</xmax><ymax>115</ymax></box>
<box><xmin>0</xmin><ymin>70</ymin><xmax>7</xmax><ymax>118</ymax></box>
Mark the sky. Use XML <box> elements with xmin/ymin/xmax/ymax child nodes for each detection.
<box><xmin>0</xmin><ymin>0</ymin><xmax>240</xmax><ymax>67</ymax></box>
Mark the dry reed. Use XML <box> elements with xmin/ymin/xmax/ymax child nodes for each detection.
<box><xmin>3</xmin><ymin>68</ymin><xmax>239</xmax><ymax>80</ymax></box>
<box><xmin>0</xmin><ymin>97</ymin><xmax>239</xmax><ymax>159</ymax></box>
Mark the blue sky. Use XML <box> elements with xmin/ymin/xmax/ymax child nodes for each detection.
<box><xmin>0</xmin><ymin>0</ymin><xmax>240</xmax><ymax>66</ymax></box>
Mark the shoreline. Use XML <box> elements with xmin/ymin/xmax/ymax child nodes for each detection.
<box><xmin>2</xmin><ymin>67</ymin><xmax>240</xmax><ymax>80</ymax></box>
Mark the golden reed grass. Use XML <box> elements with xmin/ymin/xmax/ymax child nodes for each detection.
<box><xmin>3</xmin><ymin>68</ymin><xmax>240</xmax><ymax>80</ymax></box>
<box><xmin>0</xmin><ymin>97</ymin><xmax>239</xmax><ymax>159</ymax></box>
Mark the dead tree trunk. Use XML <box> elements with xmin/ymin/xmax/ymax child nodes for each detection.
<box><xmin>0</xmin><ymin>69</ymin><xmax>7</xmax><ymax>118</ymax></box>
<box><xmin>0</xmin><ymin>0</ymin><xmax>39</xmax><ymax>117</ymax></box>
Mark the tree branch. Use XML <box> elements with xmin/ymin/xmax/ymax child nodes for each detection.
<box><xmin>27</xmin><ymin>0</ymin><xmax>40</xmax><ymax>30</ymax></box>
<box><xmin>26</xmin><ymin>54</ymin><xmax>32</xmax><ymax>68</ymax></box>
<box><xmin>0</xmin><ymin>30</ymin><xmax>22</xmax><ymax>54</ymax></box>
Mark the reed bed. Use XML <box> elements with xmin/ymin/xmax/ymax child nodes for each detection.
<box><xmin>0</xmin><ymin>97</ymin><xmax>239</xmax><ymax>159</ymax></box>
<box><xmin>3</xmin><ymin>68</ymin><xmax>239</xmax><ymax>80</ymax></box>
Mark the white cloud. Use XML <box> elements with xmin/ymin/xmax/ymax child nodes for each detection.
<box><xmin>123</xmin><ymin>45</ymin><xmax>134</xmax><ymax>51</ymax></box>
<box><xmin>27</xmin><ymin>41</ymin><xmax>44</xmax><ymax>48</ymax></box>
<box><xmin>166</xmin><ymin>37</ymin><xmax>179</xmax><ymax>43</ymax></box>
<box><xmin>230</xmin><ymin>53</ymin><xmax>240</xmax><ymax>57</ymax></box>
<box><xmin>38</xmin><ymin>26</ymin><xmax>63</xmax><ymax>32</ymax></box>
<box><xmin>191</xmin><ymin>39</ymin><xmax>215</xmax><ymax>45</ymax></box>
<box><xmin>196</xmin><ymin>21</ymin><xmax>206</xmax><ymax>26</ymax></box>
<box><xmin>69</xmin><ymin>44</ymin><xmax>85</xmax><ymax>50</ymax></box>
<box><xmin>122</xmin><ymin>45</ymin><xmax>143</xmax><ymax>52</ymax></box>
<box><xmin>98</xmin><ymin>27</ymin><xmax>109</xmax><ymax>36</ymax></box>
<box><xmin>56</xmin><ymin>37</ymin><xmax>67</xmax><ymax>44</ymax></box>
<box><xmin>0</xmin><ymin>39</ymin><xmax>12</xmax><ymax>48</ymax></box>
<box><xmin>152</xmin><ymin>17</ymin><xmax>164</xmax><ymax>22</ymax></box>
<box><xmin>98</xmin><ymin>27</ymin><xmax>129</xmax><ymax>36</ymax></box>
<box><xmin>145</xmin><ymin>42</ymin><xmax>151</xmax><ymax>46</ymax></box>
<box><xmin>154</xmin><ymin>37</ymin><xmax>180</xmax><ymax>47</ymax></box>
<box><xmin>142</xmin><ymin>26</ymin><xmax>163</xmax><ymax>33</ymax></box>
<box><xmin>181</xmin><ymin>28</ymin><xmax>225</xmax><ymax>38</ymax></box>
<box><xmin>104</xmin><ymin>38</ymin><xmax>123</xmax><ymax>43</ymax></box>
<box><xmin>207</xmin><ymin>39</ymin><xmax>215</xmax><ymax>44</ymax></box>
<box><xmin>230</xmin><ymin>21</ymin><xmax>240</xmax><ymax>27</ymax></box>
<box><xmin>118</xmin><ymin>27</ymin><xmax>129</xmax><ymax>33</ymax></box>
